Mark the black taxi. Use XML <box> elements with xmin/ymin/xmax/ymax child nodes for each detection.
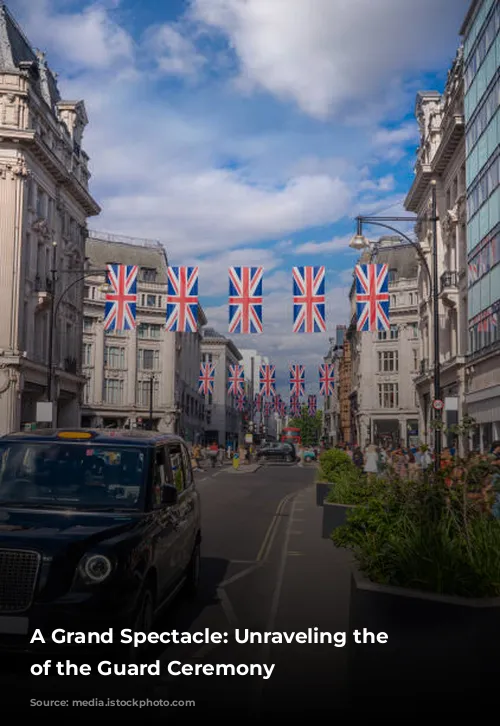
<box><xmin>0</xmin><ymin>428</ymin><xmax>201</xmax><ymax>652</ymax></box>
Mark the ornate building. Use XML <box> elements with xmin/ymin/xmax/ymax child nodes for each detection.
<box><xmin>405</xmin><ymin>47</ymin><xmax>468</xmax><ymax>451</ymax></box>
<box><xmin>0</xmin><ymin>5</ymin><xmax>100</xmax><ymax>433</ymax></box>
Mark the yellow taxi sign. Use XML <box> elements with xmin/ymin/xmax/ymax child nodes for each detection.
<box><xmin>57</xmin><ymin>431</ymin><xmax>93</xmax><ymax>440</ymax></box>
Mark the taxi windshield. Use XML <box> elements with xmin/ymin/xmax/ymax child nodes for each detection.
<box><xmin>0</xmin><ymin>442</ymin><xmax>146</xmax><ymax>510</ymax></box>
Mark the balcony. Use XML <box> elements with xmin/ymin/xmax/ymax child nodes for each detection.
<box><xmin>439</xmin><ymin>270</ymin><xmax>459</xmax><ymax>307</ymax></box>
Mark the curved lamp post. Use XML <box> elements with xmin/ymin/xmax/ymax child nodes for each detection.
<box><xmin>350</xmin><ymin>182</ymin><xmax>440</xmax><ymax>468</ymax></box>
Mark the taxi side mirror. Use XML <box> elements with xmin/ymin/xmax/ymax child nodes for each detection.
<box><xmin>161</xmin><ymin>484</ymin><xmax>178</xmax><ymax>506</ymax></box>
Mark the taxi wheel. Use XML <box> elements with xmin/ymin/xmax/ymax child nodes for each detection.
<box><xmin>128</xmin><ymin>586</ymin><xmax>155</xmax><ymax>663</ymax></box>
<box><xmin>185</xmin><ymin>542</ymin><xmax>201</xmax><ymax>598</ymax></box>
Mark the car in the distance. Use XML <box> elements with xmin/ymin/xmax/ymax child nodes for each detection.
<box><xmin>0</xmin><ymin>428</ymin><xmax>201</xmax><ymax>655</ymax></box>
<box><xmin>257</xmin><ymin>442</ymin><xmax>297</xmax><ymax>463</ymax></box>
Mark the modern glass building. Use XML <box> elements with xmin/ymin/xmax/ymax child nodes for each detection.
<box><xmin>462</xmin><ymin>0</ymin><xmax>500</xmax><ymax>448</ymax></box>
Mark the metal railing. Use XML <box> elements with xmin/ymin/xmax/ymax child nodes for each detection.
<box><xmin>440</xmin><ymin>270</ymin><xmax>459</xmax><ymax>291</ymax></box>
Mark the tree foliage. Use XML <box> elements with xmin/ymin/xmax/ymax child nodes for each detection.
<box><xmin>287</xmin><ymin>405</ymin><xmax>322</xmax><ymax>446</ymax></box>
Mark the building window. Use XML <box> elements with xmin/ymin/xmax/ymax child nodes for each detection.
<box><xmin>138</xmin><ymin>323</ymin><xmax>162</xmax><ymax>339</ymax></box>
<box><xmin>103</xmin><ymin>378</ymin><xmax>123</xmax><ymax>405</ymax></box>
<box><xmin>409</xmin><ymin>293</ymin><xmax>413</xmax><ymax>305</ymax></box>
<box><xmin>104</xmin><ymin>346</ymin><xmax>125</xmax><ymax>369</ymax></box>
<box><xmin>136</xmin><ymin>379</ymin><xmax>159</xmax><ymax>406</ymax></box>
<box><xmin>378</xmin><ymin>383</ymin><xmax>399</xmax><ymax>408</ymax></box>
<box><xmin>83</xmin><ymin>378</ymin><xmax>92</xmax><ymax>404</ymax></box>
<box><xmin>413</xmin><ymin>348</ymin><xmax>419</xmax><ymax>371</ymax></box>
<box><xmin>378</xmin><ymin>350</ymin><xmax>398</xmax><ymax>372</ymax></box>
<box><xmin>83</xmin><ymin>343</ymin><xmax>92</xmax><ymax>366</ymax></box>
<box><xmin>83</xmin><ymin>316</ymin><xmax>94</xmax><ymax>332</ymax></box>
<box><xmin>409</xmin><ymin>322</ymin><xmax>418</xmax><ymax>339</ymax></box>
<box><xmin>388</xmin><ymin>268</ymin><xmax>397</xmax><ymax>283</ymax></box>
<box><xmin>390</xmin><ymin>324</ymin><xmax>398</xmax><ymax>340</ymax></box>
<box><xmin>202</xmin><ymin>352</ymin><xmax>213</xmax><ymax>363</ymax></box>
<box><xmin>140</xmin><ymin>267</ymin><xmax>157</xmax><ymax>283</ymax></box>
<box><xmin>138</xmin><ymin>348</ymin><xmax>159</xmax><ymax>370</ymax></box>
<box><xmin>146</xmin><ymin>294</ymin><xmax>156</xmax><ymax>307</ymax></box>
<box><xmin>390</xmin><ymin>294</ymin><xmax>396</xmax><ymax>307</ymax></box>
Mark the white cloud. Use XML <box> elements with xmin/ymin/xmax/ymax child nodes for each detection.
<box><xmin>294</xmin><ymin>236</ymin><xmax>352</xmax><ymax>255</ymax></box>
<box><xmin>191</xmin><ymin>0</ymin><xmax>468</xmax><ymax>120</ymax></box>
<box><xmin>372</xmin><ymin>121</ymin><xmax>419</xmax><ymax>162</ymax></box>
<box><xmin>144</xmin><ymin>23</ymin><xmax>206</xmax><ymax>76</ymax></box>
<box><xmin>189</xmin><ymin>247</ymin><xmax>282</xmax><ymax>297</ymax></box>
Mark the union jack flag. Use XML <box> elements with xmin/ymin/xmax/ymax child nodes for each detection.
<box><xmin>290</xmin><ymin>396</ymin><xmax>301</xmax><ymax>416</ymax></box>
<box><xmin>319</xmin><ymin>363</ymin><xmax>335</xmax><ymax>396</ymax></box>
<box><xmin>263</xmin><ymin>401</ymin><xmax>271</xmax><ymax>418</ymax></box>
<box><xmin>292</xmin><ymin>266</ymin><xmax>326</xmax><ymax>333</ymax></box>
<box><xmin>272</xmin><ymin>394</ymin><xmax>282</xmax><ymax>413</ymax></box>
<box><xmin>165</xmin><ymin>266</ymin><xmax>199</xmax><ymax>333</ymax></box>
<box><xmin>308</xmin><ymin>395</ymin><xmax>317</xmax><ymax>416</ymax></box>
<box><xmin>289</xmin><ymin>364</ymin><xmax>305</xmax><ymax>397</ymax></box>
<box><xmin>355</xmin><ymin>264</ymin><xmax>390</xmax><ymax>332</ymax></box>
<box><xmin>227</xmin><ymin>364</ymin><xmax>245</xmax><ymax>397</ymax></box>
<box><xmin>228</xmin><ymin>266</ymin><xmax>263</xmax><ymax>334</ymax></box>
<box><xmin>198</xmin><ymin>362</ymin><xmax>215</xmax><ymax>396</ymax></box>
<box><xmin>254</xmin><ymin>394</ymin><xmax>262</xmax><ymax>412</ymax></box>
<box><xmin>104</xmin><ymin>264</ymin><xmax>138</xmax><ymax>331</ymax></box>
<box><xmin>279</xmin><ymin>401</ymin><xmax>287</xmax><ymax>417</ymax></box>
<box><xmin>235</xmin><ymin>395</ymin><xmax>246</xmax><ymax>412</ymax></box>
<box><xmin>259</xmin><ymin>364</ymin><xmax>276</xmax><ymax>397</ymax></box>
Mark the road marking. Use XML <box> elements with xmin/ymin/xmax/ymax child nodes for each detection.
<box><xmin>256</xmin><ymin>491</ymin><xmax>295</xmax><ymax>562</ymax></box>
<box><xmin>290</xmin><ymin>530</ymin><xmax>303</xmax><ymax>535</ymax></box>
<box><xmin>292</xmin><ymin>517</ymin><xmax>305</xmax><ymax>522</ymax></box>
<box><xmin>287</xmin><ymin>551</ymin><xmax>304</xmax><ymax>556</ymax></box>
<box><xmin>230</xmin><ymin>559</ymin><xmax>257</xmax><ymax>564</ymax></box>
<box><xmin>216</xmin><ymin>587</ymin><xmax>239</xmax><ymax>629</ymax></box>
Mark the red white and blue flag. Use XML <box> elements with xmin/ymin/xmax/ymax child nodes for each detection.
<box><xmin>228</xmin><ymin>266</ymin><xmax>263</xmax><ymax>334</ymax></box>
<box><xmin>165</xmin><ymin>266</ymin><xmax>199</xmax><ymax>333</ymax></box>
<box><xmin>272</xmin><ymin>394</ymin><xmax>282</xmax><ymax>413</ymax></box>
<box><xmin>198</xmin><ymin>362</ymin><xmax>215</xmax><ymax>396</ymax></box>
<box><xmin>259</xmin><ymin>364</ymin><xmax>276</xmax><ymax>397</ymax></box>
<box><xmin>263</xmin><ymin>401</ymin><xmax>271</xmax><ymax>418</ymax></box>
<box><xmin>355</xmin><ymin>264</ymin><xmax>390</xmax><ymax>332</ymax></box>
<box><xmin>235</xmin><ymin>395</ymin><xmax>246</xmax><ymax>412</ymax></box>
<box><xmin>228</xmin><ymin>364</ymin><xmax>245</xmax><ymax>397</ymax></box>
<box><xmin>292</xmin><ymin>266</ymin><xmax>326</xmax><ymax>333</ymax></box>
<box><xmin>289</xmin><ymin>364</ymin><xmax>305</xmax><ymax>397</ymax></box>
<box><xmin>104</xmin><ymin>264</ymin><xmax>138</xmax><ymax>331</ymax></box>
<box><xmin>254</xmin><ymin>394</ymin><xmax>262</xmax><ymax>412</ymax></box>
<box><xmin>319</xmin><ymin>363</ymin><xmax>335</xmax><ymax>396</ymax></box>
<box><xmin>290</xmin><ymin>396</ymin><xmax>300</xmax><ymax>416</ymax></box>
<box><xmin>279</xmin><ymin>401</ymin><xmax>287</xmax><ymax>417</ymax></box>
<box><xmin>308</xmin><ymin>395</ymin><xmax>317</xmax><ymax>416</ymax></box>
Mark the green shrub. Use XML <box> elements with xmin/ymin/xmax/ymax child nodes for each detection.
<box><xmin>319</xmin><ymin>449</ymin><xmax>354</xmax><ymax>482</ymax></box>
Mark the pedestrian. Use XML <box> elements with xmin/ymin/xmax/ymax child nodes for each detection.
<box><xmin>353</xmin><ymin>446</ymin><xmax>364</xmax><ymax>469</ymax></box>
<box><xmin>208</xmin><ymin>441</ymin><xmax>218</xmax><ymax>468</ymax></box>
<box><xmin>364</xmin><ymin>444</ymin><xmax>378</xmax><ymax>480</ymax></box>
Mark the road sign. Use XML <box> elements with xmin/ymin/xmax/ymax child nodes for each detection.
<box><xmin>432</xmin><ymin>399</ymin><xmax>444</xmax><ymax>411</ymax></box>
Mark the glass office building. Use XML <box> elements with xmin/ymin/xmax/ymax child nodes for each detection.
<box><xmin>462</xmin><ymin>0</ymin><xmax>500</xmax><ymax>449</ymax></box>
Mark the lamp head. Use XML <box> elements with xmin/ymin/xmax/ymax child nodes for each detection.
<box><xmin>349</xmin><ymin>233</ymin><xmax>369</xmax><ymax>250</ymax></box>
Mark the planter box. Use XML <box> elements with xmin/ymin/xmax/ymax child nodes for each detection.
<box><xmin>347</xmin><ymin>567</ymin><xmax>500</xmax><ymax>704</ymax></box>
<box><xmin>322</xmin><ymin>501</ymin><xmax>357</xmax><ymax>538</ymax></box>
<box><xmin>316</xmin><ymin>481</ymin><xmax>332</xmax><ymax>506</ymax></box>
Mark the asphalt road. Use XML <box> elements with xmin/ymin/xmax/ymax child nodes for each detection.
<box><xmin>2</xmin><ymin>463</ymin><xmax>354</xmax><ymax>717</ymax></box>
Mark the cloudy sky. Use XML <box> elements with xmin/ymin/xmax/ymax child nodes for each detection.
<box><xmin>9</xmin><ymin>0</ymin><xmax>468</xmax><ymax>396</ymax></box>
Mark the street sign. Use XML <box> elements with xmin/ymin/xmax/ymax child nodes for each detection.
<box><xmin>245</xmin><ymin>433</ymin><xmax>253</xmax><ymax>444</ymax></box>
<box><xmin>36</xmin><ymin>401</ymin><xmax>53</xmax><ymax>423</ymax></box>
<box><xmin>432</xmin><ymin>399</ymin><xmax>444</xmax><ymax>411</ymax></box>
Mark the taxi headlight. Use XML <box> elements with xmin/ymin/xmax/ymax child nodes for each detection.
<box><xmin>78</xmin><ymin>553</ymin><xmax>114</xmax><ymax>584</ymax></box>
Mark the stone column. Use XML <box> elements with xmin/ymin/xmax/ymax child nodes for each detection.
<box><xmin>94</xmin><ymin>321</ymin><xmax>104</xmax><ymax>402</ymax></box>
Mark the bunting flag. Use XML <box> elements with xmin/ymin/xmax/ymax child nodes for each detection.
<box><xmin>165</xmin><ymin>266</ymin><xmax>199</xmax><ymax>332</ymax></box>
<box><xmin>279</xmin><ymin>401</ymin><xmax>287</xmax><ymax>417</ymax></box>
<box><xmin>290</xmin><ymin>396</ymin><xmax>300</xmax><ymax>416</ymax></box>
<box><xmin>289</xmin><ymin>364</ymin><xmax>305</xmax><ymax>398</ymax></box>
<box><xmin>198</xmin><ymin>362</ymin><xmax>215</xmax><ymax>396</ymax></box>
<box><xmin>272</xmin><ymin>394</ymin><xmax>282</xmax><ymax>413</ymax></box>
<box><xmin>227</xmin><ymin>364</ymin><xmax>245</xmax><ymax>396</ymax></box>
<box><xmin>235</xmin><ymin>395</ymin><xmax>246</xmax><ymax>412</ymax></box>
<box><xmin>308</xmin><ymin>395</ymin><xmax>317</xmax><ymax>416</ymax></box>
<box><xmin>355</xmin><ymin>264</ymin><xmax>390</xmax><ymax>332</ymax></box>
<box><xmin>292</xmin><ymin>266</ymin><xmax>326</xmax><ymax>333</ymax></box>
<box><xmin>254</xmin><ymin>394</ymin><xmax>262</xmax><ymax>412</ymax></box>
<box><xmin>228</xmin><ymin>266</ymin><xmax>263</xmax><ymax>334</ymax></box>
<box><xmin>319</xmin><ymin>363</ymin><xmax>335</xmax><ymax>396</ymax></box>
<box><xmin>104</xmin><ymin>264</ymin><xmax>138</xmax><ymax>331</ymax></box>
<box><xmin>263</xmin><ymin>401</ymin><xmax>271</xmax><ymax>418</ymax></box>
<box><xmin>259</xmin><ymin>364</ymin><xmax>276</xmax><ymax>397</ymax></box>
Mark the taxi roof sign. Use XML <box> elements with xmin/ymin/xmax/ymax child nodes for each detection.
<box><xmin>57</xmin><ymin>431</ymin><xmax>93</xmax><ymax>440</ymax></box>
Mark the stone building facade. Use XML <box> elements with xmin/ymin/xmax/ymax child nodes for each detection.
<box><xmin>348</xmin><ymin>239</ymin><xmax>421</xmax><ymax>448</ymax></box>
<box><xmin>0</xmin><ymin>5</ymin><xmax>100</xmax><ymax>433</ymax></box>
<box><xmin>81</xmin><ymin>232</ymin><xmax>206</xmax><ymax>441</ymax></box>
<box><xmin>200</xmin><ymin>328</ymin><xmax>243</xmax><ymax>448</ymax></box>
<box><xmin>405</xmin><ymin>48</ymin><xmax>469</xmax><ymax>451</ymax></box>
<box><xmin>322</xmin><ymin>325</ymin><xmax>346</xmax><ymax>446</ymax></box>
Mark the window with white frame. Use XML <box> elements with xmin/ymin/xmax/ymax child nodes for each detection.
<box><xmin>104</xmin><ymin>346</ymin><xmax>125</xmax><ymax>369</ymax></box>
<box><xmin>378</xmin><ymin>350</ymin><xmax>398</xmax><ymax>372</ymax></box>
<box><xmin>138</xmin><ymin>323</ymin><xmax>162</xmax><ymax>339</ymax></box>
<box><xmin>103</xmin><ymin>378</ymin><xmax>123</xmax><ymax>404</ymax></box>
<box><xmin>136</xmin><ymin>379</ymin><xmax>159</xmax><ymax>406</ymax></box>
<box><xmin>378</xmin><ymin>383</ymin><xmax>399</xmax><ymax>408</ymax></box>
<box><xmin>82</xmin><ymin>343</ymin><xmax>92</xmax><ymax>366</ymax></box>
<box><xmin>138</xmin><ymin>348</ymin><xmax>159</xmax><ymax>370</ymax></box>
<box><xmin>413</xmin><ymin>348</ymin><xmax>419</xmax><ymax>371</ymax></box>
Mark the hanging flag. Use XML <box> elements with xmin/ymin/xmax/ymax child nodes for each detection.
<box><xmin>254</xmin><ymin>394</ymin><xmax>262</xmax><ymax>412</ymax></box>
<box><xmin>292</xmin><ymin>266</ymin><xmax>326</xmax><ymax>333</ymax></box>
<box><xmin>355</xmin><ymin>264</ymin><xmax>390</xmax><ymax>332</ymax></box>
<box><xmin>165</xmin><ymin>266</ymin><xmax>199</xmax><ymax>333</ymax></box>
<box><xmin>228</xmin><ymin>266</ymin><xmax>263</xmax><ymax>334</ymax></box>
<box><xmin>263</xmin><ymin>401</ymin><xmax>271</xmax><ymax>418</ymax></box>
<box><xmin>198</xmin><ymin>362</ymin><xmax>215</xmax><ymax>396</ymax></box>
<box><xmin>104</xmin><ymin>264</ymin><xmax>138</xmax><ymax>331</ymax></box>
<box><xmin>227</xmin><ymin>364</ymin><xmax>245</xmax><ymax>397</ymax></box>
<box><xmin>272</xmin><ymin>394</ymin><xmax>282</xmax><ymax>413</ymax></box>
<box><xmin>290</xmin><ymin>396</ymin><xmax>300</xmax><ymax>416</ymax></box>
<box><xmin>235</xmin><ymin>395</ymin><xmax>246</xmax><ymax>412</ymax></box>
<box><xmin>308</xmin><ymin>395</ymin><xmax>317</xmax><ymax>416</ymax></box>
<box><xmin>319</xmin><ymin>363</ymin><xmax>335</xmax><ymax>396</ymax></box>
<box><xmin>280</xmin><ymin>401</ymin><xmax>287</xmax><ymax>417</ymax></box>
<box><xmin>289</xmin><ymin>364</ymin><xmax>305</xmax><ymax>397</ymax></box>
<box><xmin>259</xmin><ymin>364</ymin><xmax>276</xmax><ymax>397</ymax></box>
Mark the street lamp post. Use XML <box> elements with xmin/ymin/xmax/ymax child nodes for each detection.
<box><xmin>350</xmin><ymin>183</ymin><xmax>441</xmax><ymax>469</ymax></box>
<box><xmin>148</xmin><ymin>373</ymin><xmax>155</xmax><ymax>430</ymax></box>
<box><xmin>45</xmin><ymin>258</ymin><xmax>109</xmax><ymax>427</ymax></box>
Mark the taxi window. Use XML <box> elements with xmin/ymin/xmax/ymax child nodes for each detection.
<box><xmin>152</xmin><ymin>446</ymin><xmax>167</xmax><ymax>508</ymax></box>
<box><xmin>182</xmin><ymin>445</ymin><xmax>193</xmax><ymax>486</ymax></box>
<box><xmin>168</xmin><ymin>444</ymin><xmax>186</xmax><ymax>493</ymax></box>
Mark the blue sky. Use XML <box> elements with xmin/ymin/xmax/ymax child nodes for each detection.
<box><xmin>9</xmin><ymin>0</ymin><xmax>468</xmax><ymax>395</ymax></box>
